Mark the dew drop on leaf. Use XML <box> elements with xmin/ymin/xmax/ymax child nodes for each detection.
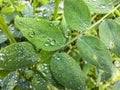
<box><xmin>44</xmin><ymin>43</ymin><xmax>49</xmax><ymax>47</ymax></box>
<box><xmin>101</xmin><ymin>5</ymin><xmax>106</xmax><ymax>9</ymax></box>
<box><xmin>50</xmin><ymin>40</ymin><xmax>56</xmax><ymax>46</ymax></box>
<box><xmin>56</xmin><ymin>57</ymin><xmax>60</xmax><ymax>60</ymax></box>
<box><xmin>28</xmin><ymin>31</ymin><xmax>35</xmax><ymax>38</ymax></box>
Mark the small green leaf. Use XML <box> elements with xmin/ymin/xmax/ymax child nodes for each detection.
<box><xmin>99</xmin><ymin>19</ymin><xmax>120</xmax><ymax>57</ymax></box>
<box><xmin>8</xmin><ymin>71</ymin><xmax>33</xmax><ymax>90</ymax></box>
<box><xmin>64</xmin><ymin>0</ymin><xmax>91</xmax><ymax>31</ymax></box>
<box><xmin>2</xmin><ymin>71</ymin><xmax>19</xmax><ymax>90</ymax></box>
<box><xmin>15</xmin><ymin>18</ymin><xmax>65</xmax><ymax>51</ymax></box>
<box><xmin>0</xmin><ymin>42</ymin><xmax>39</xmax><ymax>70</ymax></box>
<box><xmin>31</xmin><ymin>73</ymin><xmax>48</xmax><ymax>90</ymax></box>
<box><xmin>83</xmin><ymin>0</ymin><xmax>113</xmax><ymax>14</ymax></box>
<box><xmin>50</xmin><ymin>53</ymin><xmax>86</xmax><ymax>90</ymax></box>
<box><xmin>1</xmin><ymin>7</ymin><xmax>15</xmax><ymax>14</ymax></box>
<box><xmin>37</xmin><ymin>62</ymin><xmax>64</xmax><ymax>89</ymax></box>
<box><xmin>77</xmin><ymin>36</ymin><xmax>112</xmax><ymax>72</ymax></box>
<box><xmin>17</xmin><ymin>4</ymin><xmax>26</xmax><ymax>11</ymax></box>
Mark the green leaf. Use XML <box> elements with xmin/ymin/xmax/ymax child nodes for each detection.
<box><xmin>113</xmin><ymin>80</ymin><xmax>120</xmax><ymax>90</ymax></box>
<box><xmin>64</xmin><ymin>0</ymin><xmax>91</xmax><ymax>31</ymax></box>
<box><xmin>15</xmin><ymin>18</ymin><xmax>66</xmax><ymax>51</ymax></box>
<box><xmin>50</xmin><ymin>53</ymin><xmax>86</xmax><ymax>90</ymax></box>
<box><xmin>17</xmin><ymin>4</ymin><xmax>26</xmax><ymax>12</ymax></box>
<box><xmin>2</xmin><ymin>71</ymin><xmax>19</xmax><ymax>90</ymax></box>
<box><xmin>99</xmin><ymin>19</ymin><xmax>120</xmax><ymax>57</ymax></box>
<box><xmin>83</xmin><ymin>0</ymin><xmax>113</xmax><ymax>14</ymax></box>
<box><xmin>0</xmin><ymin>42</ymin><xmax>39</xmax><ymax>70</ymax></box>
<box><xmin>4</xmin><ymin>70</ymin><xmax>33</xmax><ymax>90</ymax></box>
<box><xmin>1</xmin><ymin>7</ymin><xmax>15</xmax><ymax>14</ymax></box>
<box><xmin>77</xmin><ymin>36</ymin><xmax>112</xmax><ymax>72</ymax></box>
<box><xmin>31</xmin><ymin>73</ymin><xmax>48</xmax><ymax>90</ymax></box>
<box><xmin>37</xmin><ymin>62</ymin><xmax>64</xmax><ymax>89</ymax></box>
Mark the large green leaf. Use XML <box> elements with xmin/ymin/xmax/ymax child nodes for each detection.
<box><xmin>50</xmin><ymin>53</ymin><xmax>86</xmax><ymax>90</ymax></box>
<box><xmin>15</xmin><ymin>18</ymin><xmax>65</xmax><ymax>51</ymax></box>
<box><xmin>83</xmin><ymin>0</ymin><xmax>113</xmax><ymax>14</ymax></box>
<box><xmin>0</xmin><ymin>42</ymin><xmax>39</xmax><ymax>70</ymax></box>
<box><xmin>77</xmin><ymin>36</ymin><xmax>112</xmax><ymax>72</ymax></box>
<box><xmin>99</xmin><ymin>19</ymin><xmax>120</xmax><ymax>57</ymax></box>
<box><xmin>64</xmin><ymin>0</ymin><xmax>91</xmax><ymax>31</ymax></box>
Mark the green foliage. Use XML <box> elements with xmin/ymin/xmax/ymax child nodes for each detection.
<box><xmin>83</xmin><ymin>0</ymin><xmax>113</xmax><ymax>14</ymax></box>
<box><xmin>99</xmin><ymin>19</ymin><xmax>120</xmax><ymax>57</ymax></box>
<box><xmin>50</xmin><ymin>53</ymin><xmax>86</xmax><ymax>90</ymax></box>
<box><xmin>77</xmin><ymin>36</ymin><xmax>112</xmax><ymax>72</ymax></box>
<box><xmin>15</xmin><ymin>17</ymin><xmax>66</xmax><ymax>51</ymax></box>
<box><xmin>0</xmin><ymin>0</ymin><xmax>120</xmax><ymax>90</ymax></box>
<box><xmin>0</xmin><ymin>42</ymin><xmax>39</xmax><ymax>70</ymax></box>
<box><xmin>64</xmin><ymin>0</ymin><xmax>91</xmax><ymax>31</ymax></box>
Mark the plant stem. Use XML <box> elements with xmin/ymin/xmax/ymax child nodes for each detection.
<box><xmin>61</xmin><ymin>3</ymin><xmax>120</xmax><ymax>48</ymax></box>
<box><xmin>86</xmin><ymin>3</ymin><xmax>120</xmax><ymax>31</ymax></box>
<box><xmin>32</xmin><ymin>0</ymin><xmax>37</xmax><ymax>14</ymax></box>
<box><xmin>53</xmin><ymin>0</ymin><xmax>60</xmax><ymax>20</ymax></box>
<box><xmin>0</xmin><ymin>15</ymin><xmax>16</xmax><ymax>44</ymax></box>
<box><xmin>96</xmin><ymin>70</ymin><xmax>103</xmax><ymax>87</ymax></box>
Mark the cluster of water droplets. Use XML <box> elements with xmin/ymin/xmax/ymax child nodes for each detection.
<box><xmin>37</xmin><ymin>64</ymin><xmax>50</xmax><ymax>77</ymax></box>
<box><xmin>45</xmin><ymin>38</ymin><xmax>56</xmax><ymax>47</ymax></box>
<box><xmin>2</xmin><ymin>71</ymin><xmax>19</xmax><ymax>89</ymax></box>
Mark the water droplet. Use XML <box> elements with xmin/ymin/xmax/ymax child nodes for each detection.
<box><xmin>36</xmin><ymin>18</ymin><xmax>41</xmax><ymax>22</ymax></box>
<box><xmin>93</xmin><ymin>55</ymin><xmax>97</xmax><ymax>60</ymax></box>
<box><xmin>45</xmin><ymin>43</ymin><xmax>49</xmax><ymax>47</ymax></box>
<box><xmin>0</xmin><ymin>53</ymin><xmax>4</xmax><ymax>56</ymax></box>
<box><xmin>44</xmin><ymin>67</ymin><xmax>47</xmax><ymax>70</ymax></box>
<box><xmin>28</xmin><ymin>31</ymin><xmax>35</xmax><ymax>38</ymax></box>
<box><xmin>49</xmin><ymin>23</ymin><xmax>53</xmax><ymax>26</ymax></box>
<box><xmin>57</xmin><ymin>57</ymin><xmax>60</xmax><ymax>60</ymax></box>
<box><xmin>50</xmin><ymin>40</ymin><xmax>56</xmax><ymax>46</ymax></box>
<box><xmin>77</xmin><ymin>87</ymin><xmax>81</xmax><ymax>90</ymax></box>
<box><xmin>101</xmin><ymin>5</ymin><xmax>105</xmax><ymax>9</ymax></box>
<box><xmin>29</xmin><ymin>85</ymin><xmax>32</xmax><ymax>88</ymax></box>
<box><xmin>0</xmin><ymin>57</ymin><xmax>4</xmax><ymax>61</ymax></box>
